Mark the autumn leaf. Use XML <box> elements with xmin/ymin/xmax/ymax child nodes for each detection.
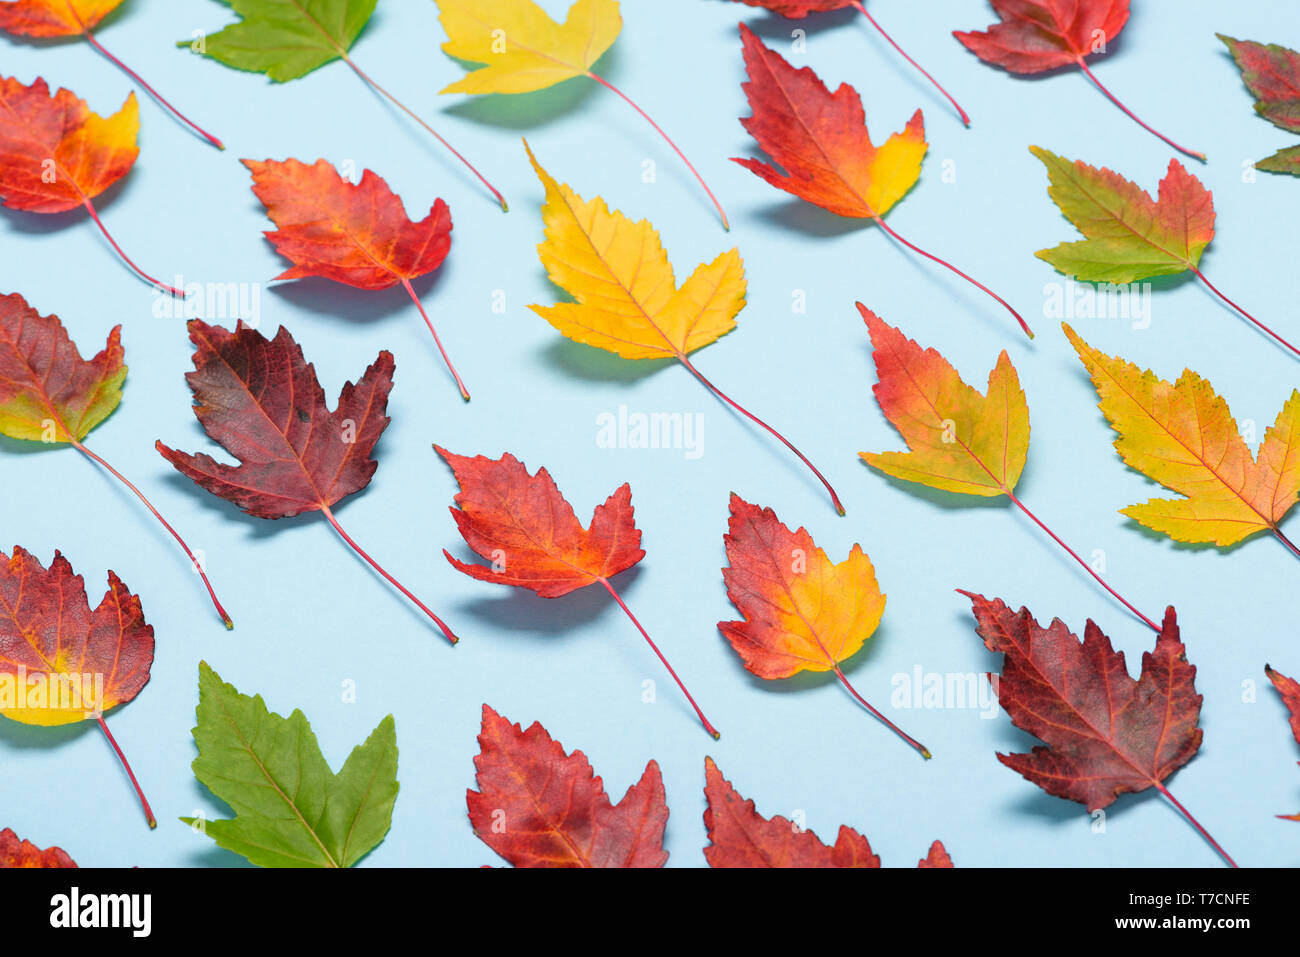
<box><xmin>0</xmin><ymin>76</ymin><xmax>182</xmax><ymax>294</ymax></box>
<box><xmin>955</xmin><ymin>0</ymin><xmax>1201</xmax><ymax>159</ymax></box>
<box><xmin>734</xmin><ymin>25</ymin><xmax>1029</xmax><ymax>336</ymax></box>
<box><xmin>467</xmin><ymin>704</ymin><xmax>668</xmax><ymax>867</ymax></box>
<box><xmin>244</xmin><ymin>157</ymin><xmax>468</xmax><ymax>400</ymax></box>
<box><xmin>182</xmin><ymin>0</ymin><xmax>503</xmax><ymax>207</ymax></box>
<box><xmin>526</xmin><ymin>141</ymin><xmax>844</xmax><ymax>514</ymax></box>
<box><xmin>1219</xmin><ymin>35</ymin><xmax>1300</xmax><ymax>176</ymax></box>
<box><xmin>0</xmin><ymin>0</ymin><xmax>222</xmax><ymax>148</ymax></box>
<box><xmin>1265</xmin><ymin>665</ymin><xmax>1300</xmax><ymax>821</ymax></box>
<box><xmin>703</xmin><ymin>757</ymin><xmax>951</xmax><ymax>867</ymax></box>
<box><xmin>438</xmin><ymin>447</ymin><xmax>718</xmax><ymax>737</ymax></box>
<box><xmin>435</xmin><ymin>0</ymin><xmax>726</xmax><ymax>227</ymax></box>
<box><xmin>729</xmin><ymin>0</ymin><xmax>969</xmax><ymax>124</ymax></box>
<box><xmin>182</xmin><ymin>662</ymin><xmax>398</xmax><ymax>868</ymax></box>
<box><xmin>1033</xmin><ymin>148</ymin><xmax>1296</xmax><ymax>358</ymax></box>
<box><xmin>1064</xmin><ymin>323</ymin><xmax>1300</xmax><ymax>559</ymax></box>
<box><xmin>0</xmin><ymin>828</ymin><xmax>76</xmax><ymax>867</ymax></box>
<box><xmin>0</xmin><ymin>293</ymin><xmax>230</xmax><ymax>626</ymax></box>
<box><xmin>859</xmin><ymin>305</ymin><xmax>1160</xmax><ymax>633</ymax></box>
<box><xmin>0</xmin><ymin>547</ymin><xmax>156</xmax><ymax>828</ymax></box>
<box><xmin>155</xmin><ymin>320</ymin><xmax>456</xmax><ymax>643</ymax></box>
<box><xmin>961</xmin><ymin>591</ymin><xmax>1235</xmax><ymax>867</ymax></box>
<box><xmin>719</xmin><ymin>494</ymin><xmax>928</xmax><ymax>758</ymax></box>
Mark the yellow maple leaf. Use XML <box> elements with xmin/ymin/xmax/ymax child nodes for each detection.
<box><xmin>526</xmin><ymin>141</ymin><xmax>743</xmax><ymax>360</ymax></box>
<box><xmin>436</xmin><ymin>0</ymin><xmax>620</xmax><ymax>95</ymax></box>
<box><xmin>526</xmin><ymin>140</ymin><xmax>843</xmax><ymax>514</ymax></box>
<box><xmin>1065</xmin><ymin>323</ymin><xmax>1300</xmax><ymax>548</ymax></box>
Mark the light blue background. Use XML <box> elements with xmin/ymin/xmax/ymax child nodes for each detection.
<box><xmin>1</xmin><ymin>0</ymin><xmax>1297</xmax><ymax>868</ymax></box>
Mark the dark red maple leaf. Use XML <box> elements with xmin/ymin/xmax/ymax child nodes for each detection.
<box><xmin>954</xmin><ymin>0</ymin><xmax>1202</xmax><ymax>159</ymax></box>
<box><xmin>157</xmin><ymin>320</ymin><xmax>455</xmax><ymax>642</ymax></box>
<box><xmin>962</xmin><ymin>591</ymin><xmax>1235</xmax><ymax>866</ymax></box>
<box><xmin>702</xmin><ymin>757</ymin><xmax>951</xmax><ymax>867</ymax></box>
<box><xmin>467</xmin><ymin>704</ymin><xmax>668</xmax><ymax>867</ymax></box>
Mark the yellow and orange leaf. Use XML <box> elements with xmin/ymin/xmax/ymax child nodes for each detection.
<box><xmin>0</xmin><ymin>0</ymin><xmax>123</xmax><ymax>37</ymax></box>
<box><xmin>1065</xmin><ymin>324</ymin><xmax>1300</xmax><ymax>548</ymax></box>
<box><xmin>859</xmin><ymin>304</ymin><xmax>1028</xmax><ymax>498</ymax></box>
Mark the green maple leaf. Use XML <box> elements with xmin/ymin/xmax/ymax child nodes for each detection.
<box><xmin>180</xmin><ymin>0</ymin><xmax>378</xmax><ymax>82</ymax></box>
<box><xmin>182</xmin><ymin>662</ymin><xmax>398</xmax><ymax>868</ymax></box>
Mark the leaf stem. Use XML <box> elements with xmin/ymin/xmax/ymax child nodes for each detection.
<box><xmin>80</xmin><ymin>199</ymin><xmax>184</xmax><ymax>297</ymax></box>
<box><xmin>677</xmin><ymin>354</ymin><xmax>845</xmax><ymax>515</ymax></box>
<box><xmin>1192</xmin><ymin>267</ymin><xmax>1300</xmax><ymax>359</ymax></box>
<box><xmin>97</xmin><ymin>716</ymin><xmax>156</xmax><ymax>829</ymax></box>
<box><xmin>80</xmin><ymin>27</ymin><xmax>224</xmax><ymax>150</ymax></box>
<box><xmin>870</xmin><ymin>213</ymin><xmax>1033</xmax><ymax>338</ymax></box>
<box><xmin>586</xmin><ymin>71</ymin><xmax>731</xmax><ymax>231</ymax></box>
<box><xmin>850</xmin><ymin>1</ymin><xmax>969</xmax><ymax>126</ymax></box>
<box><xmin>1273</xmin><ymin>527</ymin><xmax>1300</xmax><ymax>561</ymax></box>
<box><xmin>319</xmin><ymin>504</ymin><xmax>457</xmax><ymax>644</ymax></box>
<box><xmin>1073</xmin><ymin>56</ymin><xmax>1204</xmax><ymax>162</ymax></box>
<box><xmin>1153</xmin><ymin>782</ymin><xmax>1237</xmax><ymax>867</ymax></box>
<box><xmin>834</xmin><ymin>664</ymin><xmax>931</xmax><ymax>758</ymax></box>
<box><xmin>341</xmin><ymin>54</ymin><xmax>508</xmax><ymax>211</ymax></box>
<box><xmin>401</xmin><ymin>279</ymin><xmax>470</xmax><ymax>401</ymax></box>
<box><xmin>72</xmin><ymin>440</ymin><xmax>232</xmax><ymax>629</ymax></box>
<box><xmin>599</xmin><ymin>577</ymin><xmax>719</xmax><ymax>738</ymax></box>
<box><xmin>1005</xmin><ymin>488</ymin><xmax>1160</xmax><ymax>633</ymax></box>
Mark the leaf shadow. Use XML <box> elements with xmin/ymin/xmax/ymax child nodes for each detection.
<box><xmin>0</xmin><ymin>435</ymin><xmax>62</xmax><ymax>457</ymax></box>
<box><xmin>447</xmin><ymin>561</ymin><xmax>645</xmax><ymax>639</ymax></box>
<box><xmin>268</xmin><ymin>270</ymin><xmax>445</xmax><ymax>325</ymax></box>
<box><xmin>539</xmin><ymin>337</ymin><xmax>671</xmax><ymax>385</ymax></box>
<box><xmin>724</xmin><ymin>8</ymin><xmax>859</xmax><ymax>40</ymax></box>
<box><xmin>442</xmin><ymin>72</ymin><xmax>604</xmax><ymax>131</ymax></box>
<box><xmin>0</xmin><ymin>719</ymin><xmax>91</xmax><ymax>751</ymax></box>
<box><xmin>751</xmin><ymin>198</ymin><xmax>874</xmax><ymax>239</ymax></box>
<box><xmin>859</xmin><ymin>460</ymin><xmax>1010</xmax><ymax>512</ymax></box>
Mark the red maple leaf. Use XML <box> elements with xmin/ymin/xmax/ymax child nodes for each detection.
<box><xmin>1266</xmin><ymin>665</ymin><xmax>1300</xmax><ymax>821</ymax></box>
<box><xmin>467</xmin><ymin>705</ymin><xmax>668</xmax><ymax>867</ymax></box>
<box><xmin>954</xmin><ymin>0</ymin><xmax>1201</xmax><ymax>159</ymax></box>
<box><xmin>962</xmin><ymin>591</ymin><xmax>1235</xmax><ymax>866</ymax></box>
<box><xmin>438</xmin><ymin>447</ymin><xmax>717</xmax><ymax>737</ymax></box>
<box><xmin>0</xmin><ymin>547</ymin><xmax>155</xmax><ymax>827</ymax></box>
<box><xmin>0</xmin><ymin>827</ymin><xmax>76</xmax><ymax>867</ymax></box>
<box><xmin>703</xmin><ymin>757</ymin><xmax>951</xmax><ymax>867</ymax></box>
<box><xmin>245</xmin><ymin>158</ymin><xmax>469</xmax><ymax>400</ymax></box>
<box><xmin>156</xmin><ymin>320</ymin><xmax>455</xmax><ymax>643</ymax></box>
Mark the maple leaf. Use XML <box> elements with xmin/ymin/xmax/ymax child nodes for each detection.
<box><xmin>244</xmin><ymin>157</ymin><xmax>468</xmax><ymax>400</ymax></box>
<box><xmin>729</xmin><ymin>0</ymin><xmax>970</xmax><ymax>124</ymax></box>
<box><xmin>1265</xmin><ymin>665</ymin><xmax>1300</xmax><ymax>821</ymax></box>
<box><xmin>1064</xmin><ymin>323</ymin><xmax>1300</xmax><ymax>557</ymax></box>
<box><xmin>0</xmin><ymin>76</ymin><xmax>182</xmax><ymax>294</ymax></box>
<box><xmin>0</xmin><ymin>547</ymin><xmax>156</xmax><ymax>828</ymax></box>
<box><xmin>156</xmin><ymin>320</ymin><xmax>456</xmax><ymax>643</ymax></box>
<box><xmin>954</xmin><ymin>0</ymin><xmax>1201</xmax><ymax>159</ymax></box>
<box><xmin>961</xmin><ymin>591</ymin><xmax>1235</xmax><ymax>866</ymax></box>
<box><xmin>436</xmin><ymin>0</ymin><xmax>726</xmax><ymax>227</ymax></box>
<box><xmin>467</xmin><ymin>705</ymin><xmax>668</xmax><ymax>867</ymax></box>
<box><xmin>183</xmin><ymin>662</ymin><xmax>398</xmax><ymax>868</ymax></box>
<box><xmin>0</xmin><ymin>293</ymin><xmax>230</xmax><ymax>626</ymax></box>
<box><xmin>0</xmin><ymin>828</ymin><xmax>76</xmax><ymax>867</ymax></box>
<box><xmin>719</xmin><ymin>494</ymin><xmax>928</xmax><ymax>758</ymax></box>
<box><xmin>1219</xmin><ymin>35</ymin><xmax>1300</xmax><ymax>176</ymax></box>
<box><xmin>0</xmin><ymin>0</ymin><xmax>222</xmax><ymax>148</ymax></box>
<box><xmin>1032</xmin><ymin>148</ymin><xmax>1295</xmax><ymax>357</ymax></box>
<box><xmin>859</xmin><ymin>305</ymin><xmax>1159</xmax><ymax>632</ymax></box>
<box><xmin>182</xmin><ymin>0</ymin><xmax>503</xmax><ymax>207</ymax></box>
<box><xmin>526</xmin><ymin>141</ymin><xmax>843</xmax><ymax>514</ymax></box>
<box><xmin>438</xmin><ymin>447</ymin><xmax>718</xmax><ymax>737</ymax></box>
<box><xmin>734</xmin><ymin>25</ymin><xmax>1029</xmax><ymax>337</ymax></box>
<box><xmin>703</xmin><ymin>758</ymin><xmax>951</xmax><ymax>867</ymax></box>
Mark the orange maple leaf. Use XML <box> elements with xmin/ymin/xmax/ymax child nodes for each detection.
<box><xmin>0</xmin><ymin>75</ymin><xmax>180</xmax><ymax>293</ymax></box>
